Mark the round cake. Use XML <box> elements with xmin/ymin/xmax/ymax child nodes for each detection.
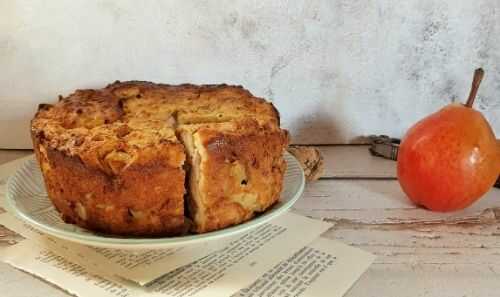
<box><xmin>31</xmin><ymin>81</ymin><xmax>289</xmax><ymax>236</ymax></box>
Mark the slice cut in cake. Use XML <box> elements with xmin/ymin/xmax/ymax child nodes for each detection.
<box><xmin>179</xmin><ymin>119</ymin><xmax>288</xmax><ymax>233</ymax></box>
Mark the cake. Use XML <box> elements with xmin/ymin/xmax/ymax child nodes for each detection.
<box><xmin>31</xmin><ymin>81</ymin><xmax>289</xmax><ymax>236</ymax></box>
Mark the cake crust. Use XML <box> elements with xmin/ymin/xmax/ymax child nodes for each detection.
<box><xmin>33</xmin><ymin>140</ymin><xmax>186</xmax><ymax>236</ymax></box>
<box><xmin>31</xmin><ymin>81</ymin><xmax>288</xmax><ymax>235</ymax></box>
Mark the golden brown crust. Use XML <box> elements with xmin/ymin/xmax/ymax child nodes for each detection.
<box><xmin>33</xmin><ymin>139</ymin><xmax>186</xmax><ymax>236</ymax></box>
<box><xmin>31</xmin><ymin>81</ymin><xmax>288</xmax><ymax>235</ymax></box>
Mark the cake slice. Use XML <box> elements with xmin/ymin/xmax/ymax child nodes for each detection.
<box><xmin>179</xmin><ymin>119</ymin><xmax>288</xmax><ymax>233</ymax></box>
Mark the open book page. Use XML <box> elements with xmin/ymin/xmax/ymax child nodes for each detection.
<box><xmin>143</xmin><ymin>213</ymin><xmax>332</xmax><ymax>297</ymax></box>
<box><xmin>1</xmin><ymin>240</ymin><xmax>142</xmax><ymax>297</ymax></box>
<box><xmin>1</xmin><ymin>235</ymin><xmax>373</xmax><ymax>297</ymax></box>
<box><xmin>233</xmin><ymin>238</ymin><xmax>375</xmax><ymax>297</ymax></box>
<box><xmin>0</xmin><ymin>211</ymin><xmax>332</xmax><ymax>286</ymax></box>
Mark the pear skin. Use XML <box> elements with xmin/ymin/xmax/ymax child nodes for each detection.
<box><xmin>397</xmin><ymin>69</ymin><xmax>500</xmax><ymax>211</ymax></box>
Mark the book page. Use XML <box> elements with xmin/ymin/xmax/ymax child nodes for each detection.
<box><xmin>145</xmin><ymin>219</ymin><xmax>313</xmax><ymax>296</ymax></box>
<box><xmin>0</xmin><ymin>240</ymin><xmax>141</xmax><ymax>297</ymax></box>
<box><xmin>0</xmin><ymin>211</ymin><xmax>332</xmax><ymax>286</ymax></box>
<box><xmin>1</xmin><ymin>235</ymin><xmax>373</xmax><ymax>297</ymax></box>
<box><xmin>233</xmin><ymin>238</ymin><xmax>375</xmax><ymax>297</ymax></box>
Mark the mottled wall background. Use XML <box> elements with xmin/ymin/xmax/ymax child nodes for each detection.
<box><xmin>1</xmin><ymin>0</ymin><xmax>499</xmax><ymax>148</ymax></box>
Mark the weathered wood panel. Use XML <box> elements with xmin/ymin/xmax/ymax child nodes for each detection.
<box><xmin>295</xmin><ymin>180</ymin><xmax>500</xmax><ymax>225</ymax></box>
<box><xmin>317</xmin><ymin>145</ymin><xmax>397</xmax><ymax>179</ymax></box>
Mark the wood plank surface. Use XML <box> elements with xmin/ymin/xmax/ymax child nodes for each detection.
<box><xmin>295</xmin><ymin>179</ymin><xmax>500</xmax><ymax>225</ymax></box>
<box><xmin>1</xmin><ymin>146</ymin><xmax>500</xmax><ymax>297</ymax></box>
<box><xmin>317</xmin><ymin>145</ymin><xmax>397</xmax><ymax>179</ymax></box>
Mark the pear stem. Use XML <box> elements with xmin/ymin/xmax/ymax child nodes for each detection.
<box><xmin>465</xmin><ymin>68</ymin><xmax>484</xmax><ymax>108</ymax></box>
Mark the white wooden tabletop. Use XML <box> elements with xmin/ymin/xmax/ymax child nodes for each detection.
<box><xmin>1</xmin><ymin>146</ymin><xmax>499</xmax><ymax>297</ymax></box>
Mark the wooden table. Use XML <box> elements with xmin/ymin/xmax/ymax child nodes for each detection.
<box><xmin>1</xmin><ymin>146</ymin><xmax>499</xmax><ymax>296</ymax></box>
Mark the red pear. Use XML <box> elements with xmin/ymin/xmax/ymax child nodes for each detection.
<box><xmin>397</xmin><ymin>69</ymin><xmax>500</xmax><ymax>211</ymax></box>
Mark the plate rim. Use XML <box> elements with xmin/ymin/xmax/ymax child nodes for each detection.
<box><xmin>6</xmin><ymin>152</ymin><xmax>305</xmax><ymax>249</ymax></box>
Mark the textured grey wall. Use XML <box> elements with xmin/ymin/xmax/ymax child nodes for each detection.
<box><xmin>1</xmin><ymin>0</ymin><xmax>499</xmax><ymax>148</ymax></box>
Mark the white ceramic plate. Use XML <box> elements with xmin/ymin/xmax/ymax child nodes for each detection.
<box><xmin>6</xmin><ymin>152</ymin><xmax>305</xmax><ymax>249</ymax></box>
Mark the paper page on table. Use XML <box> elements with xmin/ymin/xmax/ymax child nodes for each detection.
<box><xmin>0</xmin><ymin>211</ymin><xmax>332</xmax><ymax>286</ymax></box>
<box><xmin>142</xmin><ymin>213</ymin><xmax>331</xmax><ymax>297</ymax></box>
<box><xmin>1</xmin><ymin>235</ymin><xmax>373</xmax><ymax>297</ymax></box>
<box><xmin>233</xmin><ymin>237</ymin><xmax>375</xmax><ymax>297</ymax></box>
<box><xmin>0</xmin><ymin>240</ymin><xmax>142</xmax><ymax>297</ymax></box>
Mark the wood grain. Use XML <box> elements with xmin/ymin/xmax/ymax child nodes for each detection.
<box><xmin>316</xmin><ymin>145</ymin><xmax>397</xmax><ymax>179</ymax></box>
